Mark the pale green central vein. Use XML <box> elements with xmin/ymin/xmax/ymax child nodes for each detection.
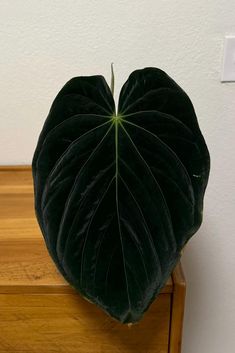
<box><xmin>115</xmin><ymin>119</ymin><xmax>118</xmax><ymax>178</ymax></box>
<box><xmin>114</xmin><ymin>117</ymin><xmax>131</xmax><ymax>314</ymax></box>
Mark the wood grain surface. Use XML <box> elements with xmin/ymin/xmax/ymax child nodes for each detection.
<box><xmin>0</xmin><ymin>166</ymin><xmax>185</xmax><ymax>353</ymax></box>
<box><xmin>169</xmin><ymin>263</ymin><xmax>186</xmax><ymax>353</ymax></box>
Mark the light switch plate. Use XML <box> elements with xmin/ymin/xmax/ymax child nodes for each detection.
<box><xmin>221</xmin><ymin>36</ymin><xmax>235</xmax><ymax>82</ymax></box>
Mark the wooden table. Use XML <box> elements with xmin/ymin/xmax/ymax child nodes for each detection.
<box><xmin>0</xmin><ymin>166</ymin><xmax>186</xmax><ymax>353</ymax></box>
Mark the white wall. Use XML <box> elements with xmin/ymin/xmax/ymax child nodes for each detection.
<box><xmin>0</xmin><ymin>1</ymin><xmax>234</xmax><ymax>352</ymax></box>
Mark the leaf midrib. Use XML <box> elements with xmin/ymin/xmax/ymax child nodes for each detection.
<box><xmin>114</xmin><ymin>118</ymin><xmax>132</xmax><ymax>313</ymax></box>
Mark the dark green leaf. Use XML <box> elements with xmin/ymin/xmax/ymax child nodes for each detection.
<box><xmin>32</xmin><ymin>68</ymin><xmax>210</xmax><ymax>323</ymax></box>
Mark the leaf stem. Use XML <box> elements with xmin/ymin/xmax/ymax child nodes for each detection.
<box><xmin>111</xmin><ymin>62</ymin><xmax>115</xmax><ymax>97</ymax></box>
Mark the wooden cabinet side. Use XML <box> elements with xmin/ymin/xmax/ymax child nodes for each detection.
<box><xmin>169</xmin><ymin>263</ymin><xmax>186</xmax><ymax>353</ymax></box>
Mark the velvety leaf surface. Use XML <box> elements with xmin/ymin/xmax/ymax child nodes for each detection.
<box><xmin>32</xmin><ymin>68</ymin><xmax>210</xmax><ymax>323</ymax></box>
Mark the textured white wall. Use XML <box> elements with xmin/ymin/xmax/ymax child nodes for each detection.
<box><xmin>0</xmin><ymin>1</ymin><xmax>235</xmax><ymax>352</ymax></box>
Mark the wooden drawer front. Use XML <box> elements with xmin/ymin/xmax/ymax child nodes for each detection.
<box><xmin>0</xmin><ymin>293</ymin><xmax>171</xmax><ymax>353</ymax></box>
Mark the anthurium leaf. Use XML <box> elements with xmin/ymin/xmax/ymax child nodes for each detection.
<box><xmin>32</xmin><ymin>67</ymin><xmax>210</xmax><ymax>323</ymax></box>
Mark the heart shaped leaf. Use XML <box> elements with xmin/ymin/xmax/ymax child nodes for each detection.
<box><xmin>32</xmin><ymin>68</ymin><xmax>210</xmax><ymax>323</ymax></box>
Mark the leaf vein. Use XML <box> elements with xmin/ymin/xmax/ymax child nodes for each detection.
<box><xmin>80</xmin><ymin>175</ymin><xmax>115</xmax><ymax>288</ymax></box>
<box><xmin>120</xmin><ymin>122</ymin><xmax>177</xmax><ymax>251</ymax></box>
<box><xmin>119</xmin><ymin>175</ymin><xmax>160</xmax><ymax>272</ymax></box>
<box><xmin>122</xmin><ymin>119</ymin><xmax>193</xmax><ymax>190</ymax></box>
